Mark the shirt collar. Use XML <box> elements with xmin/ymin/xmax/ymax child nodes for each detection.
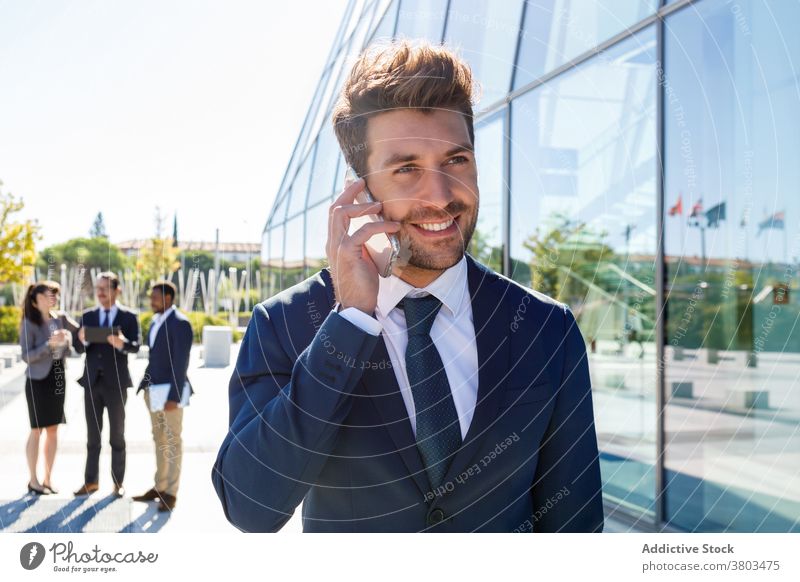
<box><xmin>376</xmin><ymin>254</ymin><xmax>468</xmax><ymax>318</ymax></box>
<box><xmin>100</xmin><ymin>304</ymin><xmax>118</xmax><ymax>317</ymax></box>
<box><xmin>154</xmin><ymin>305</ymin><xmax>175</xmax><ymax>323</ymax></box>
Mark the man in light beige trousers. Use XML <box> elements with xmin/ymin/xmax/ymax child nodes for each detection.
<box><xmin>133</xmin><ymin>281</ymin><xmax>194</xmax><ymax>512</ymax></box>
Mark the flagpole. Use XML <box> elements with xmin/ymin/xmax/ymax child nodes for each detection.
<box><xmin>700</xmin><ymin>223</ymin><xmax>707</xmax><ymax>269</ymax></box>
<box><xmin>784</xmin><ymin>211</ymin><xmax>788</xmax><ymax>265</ymax></box>
<box><xmin>744</xmin><ymin>217</ymin><xmax>749</xmax><ymax>263</ymax></box>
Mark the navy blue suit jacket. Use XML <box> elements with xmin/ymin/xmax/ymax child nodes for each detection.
<box><xmin>75</xmin><ymin>305</ymin><xmax>140</xmax><ymax>390</ymax></box>
<box><xmin>137</xmin><ymin>309</ymin><xmax>194</xmax><ymax>403</ymax></box>
<box><xmin>212</xmin><ymin>255</ymin><xmax>603</xmax><ymax>532</ymax></box>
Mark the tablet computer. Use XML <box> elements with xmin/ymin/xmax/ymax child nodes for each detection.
<box><xmin>84</xmin><ymin>326</ymin><xmax>120</xmax><ymax>343</ymax></box>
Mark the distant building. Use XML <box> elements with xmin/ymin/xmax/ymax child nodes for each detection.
<box><xmin>116</xmin><ymin>240</ymin><xmax>260</xmax><ymax>263</ymax></box>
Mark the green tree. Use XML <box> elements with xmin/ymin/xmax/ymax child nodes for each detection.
<box><xmin>0</xmin><ymin>181</ymin><xmax>41</xmax><ymax>284</ymax></box>
<box><xmin>36</xmin><ymin>237</ymin><xmax>129</xmax><ymax>287</ymax></box>
<box><xmin>467</xmin><ymin>224</ymin><xmax>503</xmax><ymax>273</ymax></box>
<box><xmin>522</xmin><ymin>213</ymin><xmax>615</xmax><ymax>302</ymax></box>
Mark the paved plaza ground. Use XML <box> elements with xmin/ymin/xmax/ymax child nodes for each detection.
<box><xmin>0</xmin><ymin>343</ymin><xmax>637</xmax><ymax>533</ymax></box>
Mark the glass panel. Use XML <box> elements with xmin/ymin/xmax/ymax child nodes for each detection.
<box><xmin>664</xmin><ymin>0</ymin><xmax>800</xmax><ymax>532</ymax></box>
<box><xmin>271</xmin><ymin>188</ymin><xmax>291</xmax><ymax>227</ymax></box>
<box><xmin>510</xmin><ymin>28</ymin><xmax>658</xmax><ymax>519</ymax></box>
<box><xmin>283</xmin><ymin>215</ymin><xmax>306</xmax><ymax>289</ymax></box>
<box><xmin>347</xmin><ymin>0</ymin><xmax>379</xmax><ymax>54</ymax></box>
<box><xmin>305</xmin><ymin>200</ymin><xmax>330</xmax><ymax>274</ymax></box>
<box><xmin>395</xmin><ymin>0</ymin><xmax>447</xmax><ymax>42</ymax></box>
<box><xmin>370</xmin><ymin>0</ymin><xmax>399</xmax><ymax>42</ymax></box>
<box><xmin>444</xmin><ymin>0</ymin><xmax>524</xmax><ymax>107</ymax></box>
<box><xmin>468</xmin><ymin>110</ymin><xmax>504</xmax><ymax>273</ymax></box>
<box><xmin>287</xmin><ymin>144</ymin><xmax>316</xmax><ymax>219</ymax></box>
<box><xmin>267</xmin><ymin>224</ymin><xmax>284</xmax><ymax>295</ymax></box>
<box><xmin>290</xmin><ymin>66</ymin><xmax>332</xmax><ymax>176</ymax></box>
<box><xmin>260</xmin><ymin>229</ymin><xmax>270</xmax><ymax>266</ymax></box>
<box><xmin>343</xmin><ymin>0</ymin><xmax>369</xmax><ymax>42</ymax></box>
<box><xmin>305</xmin><ymin>48</ymin><xmax>348</xmax><ymax>158</ymax></box>
<box><xmin>513</xmin><ymin>0</ymin><xmax>658</xmax><ymax>89</ymax></box>
<box><xmin>309</xmin><ymin>124</ymin><xmax>344</xmax><ymax>206</ymax></box>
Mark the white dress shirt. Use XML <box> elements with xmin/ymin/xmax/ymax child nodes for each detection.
<box><xmin>99</xmin><ymin>304</ymin><xmax>118</xmax><ymax>327</ymax></box>
<box><xmin>149</xmin><ymin>305</ymin><xmax>175</xmax><ymax>348</ymax></box>
<box><xmin>338</xmin><ymin>255</ymin><xmax>479</xmax><ymax>439</ymax></box>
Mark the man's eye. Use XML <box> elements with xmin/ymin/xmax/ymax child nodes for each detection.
<box><xmin>395</xmin><ymin>166</ymin><xmax>416</xmax><ymax>174</ymax></box>
<box><xmin>447</xmin><ymin>155</ymin><xmax>469</xmax><ymax>165</ymax></box>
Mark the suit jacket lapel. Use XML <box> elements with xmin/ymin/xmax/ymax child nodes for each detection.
<box><xmin>438</xmin><ymin>255</ymin><xmax>511</xmax><ymax>489</ymax></box>
<box><xmin>150</xmin><ymin>310</ymin><xmax>173</xmax><ymax>349</ymax></box>
<box><xmin>360</xmin><ymin>339</ymin><xmax>430</xmax><ymax>497</ymax></box>
<box><xmin>320</xmin><ymin>268</ymin><xmax>429</xmax><ymax>497</ymax></box>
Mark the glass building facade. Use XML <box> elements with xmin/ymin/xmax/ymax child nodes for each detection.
<box><xmin>262</xmin><ymin>0</ymin><xmax>800</xmax><ymax>532</ymax></box>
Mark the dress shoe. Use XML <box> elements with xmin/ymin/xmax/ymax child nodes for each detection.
<box><xmin>28</xmin><ymin>482</ymin><xmax>48</xmax><ymax>495</ymax></box>
<box><xmin>132</xmin><ymin>488</ymin><xmax>160</xmax><ymax>502</ymax></box>
<box><xmin>42</xmin><ymin>483</ymin><xmax>59</xmax><ymax>495</ymax></box>
<box><xmin>113</xmin><ymin>485</ymin><xmax>126</xmax><ymax>498</ymax></box>
<box><xmin>157</xmin><ymin>494</ymin><xmax>176</xmax><ymax>512</ymax></box>
<box><xmin>73</xmin><ymin>483</ymin><xmax>99</xmax><ymax>496</ymax></box>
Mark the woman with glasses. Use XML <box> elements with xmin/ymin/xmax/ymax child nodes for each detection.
<box><xmin>19</xmin><ymin>281</ymin><xmax>77</xmax><ymax>495</ymax></box>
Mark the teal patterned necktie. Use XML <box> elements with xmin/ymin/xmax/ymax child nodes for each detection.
<box><xmin>400</xmin><ymin>295</ymin><xmax>462</xmax><ymax>490</ymax></box>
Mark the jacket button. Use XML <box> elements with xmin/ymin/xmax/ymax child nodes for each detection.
<box><xmin>427</xmin><ymin>508</ymin><xmax>445</xmax><ymax>526</ymax></box>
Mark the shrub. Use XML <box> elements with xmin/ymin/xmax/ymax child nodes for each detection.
<box><xmin>0</xmin><ymin>306</ymin><xmax>21</xmax><ymax>343</ymax></box>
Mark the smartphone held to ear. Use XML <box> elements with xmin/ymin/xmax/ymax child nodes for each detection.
<box><xmin>345</xmin><ymin>167</ymin><xmax>400</xmax><ymax>278</ymax></box>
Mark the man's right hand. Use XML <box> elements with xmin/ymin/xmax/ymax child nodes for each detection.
<box><xmin>326</xmin><ymin>177</ymin><xmax>400</xmax><ymax>315</ymax></box>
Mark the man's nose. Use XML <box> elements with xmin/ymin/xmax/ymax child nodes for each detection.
<box><xmin>417</xmin><ymin>168</ymin><xmax>455</xmax><ymax>209</ymax></box>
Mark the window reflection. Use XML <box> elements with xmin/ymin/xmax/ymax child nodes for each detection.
<box><xmin>283</xmin><ymin>215</ymin><xmax>305</xmax><ymax>290</ymax></box>
<box><xmin>470</xmin><ymin>110</ymin><xmax>505</xmax><ymax>273</ymax></box>
<box><xmin>266</xmin><ymin>225</ymin><xmax>285</xmax><ymax>296</ymax></box>
<box><xmin>511</xmin><ymin>27</ymin><xmax>658</xmax><ymax>518</ymax></box>
<box><xmin>287</xmin><ymin>145</ymin><xmax>315</xmax><ymax>218</ymax></box>
<box><xmin>514</xmin><ymin>0</ymin><xmax>657</xmax><ymax>89</ymax></box>
<box><xmin>664</xmin><ymin>0</ymin><xmax>800</xmax><ymax>532</ymax></box>
<box><xmin>305</xmin><ymin>200</ymin><xmax>331</xmax><ymax>275</ymax></box>
<box><xmin>395</xmin><ymin>0</ymin><xmax>447</xmax><ymax>42</ymax></box>
<box><xmin>444</xmin><ymin>0</ymin><xmax>524</xmax><ymax>107</ymax></box>
<box><xmin>370</xmin><ymin>0</ymin><xmax>399</xmax><ymax>42</ymax></box>
<box><xmin>309</xmin><ymin>125</ymin><xmax>344</xmax><ymax>207</ymax></box>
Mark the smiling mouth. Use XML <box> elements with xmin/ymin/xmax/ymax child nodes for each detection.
<box><xmin>409</xmin><ymin>215</ymin><xmax>459</xmax><ymax>237</ymax></box>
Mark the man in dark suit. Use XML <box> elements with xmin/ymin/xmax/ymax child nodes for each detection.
<box><xmin>133</xmin><ymin>280</ymin><xmax>193</xmax><ymax>512</ymax></box>
<box><xmin>212</xmin><ymin>40</ymin><xmax>604</xmax><ymax>532</ymax></box>
<box><xmin>73</xmin><ymin>272</ymin><xmax>140</xmax><ymax>497</ymax></box>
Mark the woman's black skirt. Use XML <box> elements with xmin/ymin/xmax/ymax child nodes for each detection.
<box><xmin>25</xmin><ymin>359</ymin><xmax>66</xmax><ymax>429</ymax></box>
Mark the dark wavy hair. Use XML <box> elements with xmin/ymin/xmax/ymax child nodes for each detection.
<box><xmin>22</xmin><ymin>282</ymin><xmax>53</xmax><ymax>326</ymax></box>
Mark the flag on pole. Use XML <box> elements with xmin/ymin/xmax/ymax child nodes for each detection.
<box><xmin>688</xmin><ymin>198</ymin><xmax>703</xmax><ymax>226</ymax></box>
<box><xmin>705</xmin><ymin>201</ymin><xmax>726</xmax><ymax>228</ymax></box>
<box><xmin>668</xmin><ymin>194</ymin><xmax>683</xmax><ymax>216</ymax></box>
<box><xmin>757</xmin><ymin>211</ymin><xmax>785</xmax><ymax>236</ymax></box>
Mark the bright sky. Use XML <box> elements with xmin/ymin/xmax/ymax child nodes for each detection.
<box><xmin>0</xmin><ymin>0</ymin><xmax>348</xmax><ymax>249</ymax></box>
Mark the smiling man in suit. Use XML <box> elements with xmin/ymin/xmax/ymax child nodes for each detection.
<box><xmin>74</xmin><ymin>272</ymin><xmax>140</xmax><ymax>497</ymax></box>
<box><xmin>212</xmin><ymin>40</ymin><xmax>603</xmax><ymax>532</ymax></box>
<box><xmin>133</xmin><ymin>280</ymin><xmax>193</xmax><ymax>512</ymax></box>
